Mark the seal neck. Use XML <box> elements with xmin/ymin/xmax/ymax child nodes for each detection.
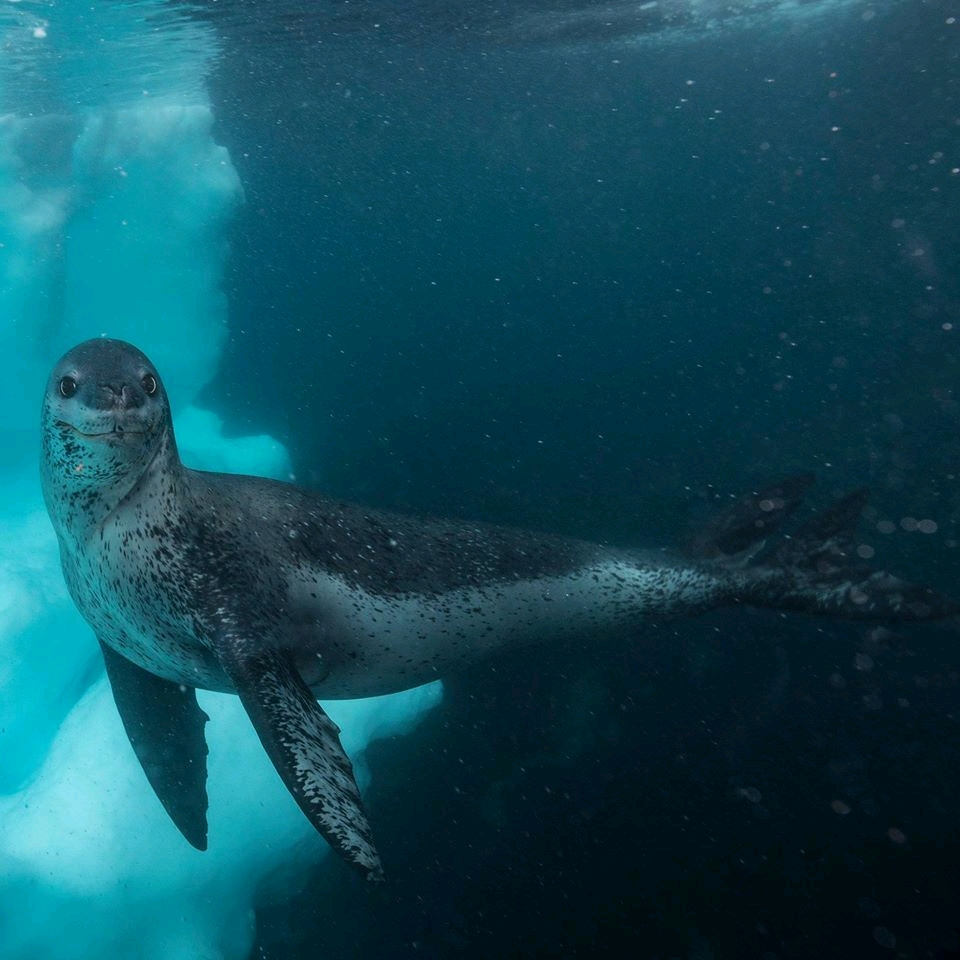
<box><xmin>42</xmin><ymin>424</ymin><xmax>183</xmax><ymax>546</ymax></box>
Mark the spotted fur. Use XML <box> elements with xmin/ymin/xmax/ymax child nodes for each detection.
<box><xmin>40</xmin><ymin>338</ymin><xmax>959</xmax><ymax>879</ymax></box>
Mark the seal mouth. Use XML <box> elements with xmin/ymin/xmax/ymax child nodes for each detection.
<box><xmin>56</xmin><ymin>420</ymin><xmax>147</xmax><ymax>439</ymax></box>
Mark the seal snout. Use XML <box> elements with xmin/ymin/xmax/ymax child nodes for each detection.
<box><xmin>96</xmin><ymin>381</ymin><xmax>146</xmax><ymax>412</ymax></box>
<box><xmin>56</xmin><ymin>380</ymin><xmax>151</xmax><ymax>439</ymax></box>
<box><xmin>43</xmin><ymin>339</ymin><xmax>169</xmax><ymax>447</ymax></box>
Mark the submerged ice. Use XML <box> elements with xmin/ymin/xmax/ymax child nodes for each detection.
<box><xmin>0</xmin><ymin>9</ymin><xmax>441</xmax><ymax>960</ymax></box>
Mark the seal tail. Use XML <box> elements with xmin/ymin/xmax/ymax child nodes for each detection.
<box><xmin>701</xmin><ymin>477</ymin><xmax>959</xmax><ymax>622</ymax></box>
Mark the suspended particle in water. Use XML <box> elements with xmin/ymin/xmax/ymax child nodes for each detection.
<box><xmin>831</xmin><ymin>799</ymin><xmax>851</xmax><ymax>815</ymax></box>
<box><xmin>887</xmin><ymin>827</ymin><xmax>907</xmax><ymax>844</ymax></box>
<box><xmin>849</xmin><ymin>587</ymin><xmax>870</xmax><ymax>605</ymax></box>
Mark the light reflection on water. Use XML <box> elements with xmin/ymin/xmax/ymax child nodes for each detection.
<box><xmin>0</xmin><ymin>0</ymin><xmax>883</xmax><ymax>114</ymax></box>
<box><xmin>0</xmin><ymin>0</ymin><xmax>219</xmax><ymax>113</ymax></box>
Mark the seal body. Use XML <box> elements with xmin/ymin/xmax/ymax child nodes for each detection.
<box><xmin>68</xmin><ymin>467</ymin><xmax>734</xmax><ymax>700</ymax></box>
<box><xmin>40</xmin><ymin>338</ymin><xmax>958</xmax><ymax>880</ymax></box>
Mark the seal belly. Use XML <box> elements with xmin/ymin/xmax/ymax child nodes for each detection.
<box><xmin>299</xmin><ymin>555</ymin><xmax>729</xmax><ymax>699</ymax></box>
<box><xmin>106</xmin><ymin>623</ymin><xmax>230</xmax><ymax>691</ymax></box>
<box><xmin>60</xmin><ymin>543</ymin><xmax>232</xmax><ymax>692</ymax></box>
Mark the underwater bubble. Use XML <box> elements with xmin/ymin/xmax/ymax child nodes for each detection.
<box><xmin>737</xmin><ymin>786</ymin><xmax>762</xmax><ymax>803</ymax></box>
<box><xmin>917</xmin><ymin>518</ymin><xmax>938</xmax><ymax>534</ymax></box>
<box><xmin>873</xmin><ymin>926</ymin><xmax>896</xmax><ymax>949</ymax></box>
<box><xmin>831</xmin><ymin>799</ymin><xmax>851</xmax><ymax>815</ymax></box>
<box><xmin>858</xmin><ymin>897</ymin><xmax>882</xmax><ymax>918</ymax></box>
<box><xmin>882</xmin><ymin>413</ymin><xmax>903</xmax><ymax>431</ymax></box>
<box><xmin>899</xmin><ymin>516</ymin><xmax>918</xmax><ymax>531</ymax></box>
<box><xmin>856</xmin><ymin>544</ymin><xmax>875</xmax><ymax>559</ymax></box>
<box><xmin>887</xmin><ymin>827</ymin><xmax>907</xmax><ymax>844</ymax></box>
<box><xmin>876</xmin><ymin>520</ymin><xmax>896</xmax><ymax>534</ymax></box>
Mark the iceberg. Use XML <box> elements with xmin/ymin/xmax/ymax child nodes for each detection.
<box><xmin>0</xmin><ymin>7</ymin><xmax>442</xmax><ymax>958</ymax></box>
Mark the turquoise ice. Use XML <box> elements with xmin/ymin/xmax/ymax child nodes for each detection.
<box><xmin>0</xmin><ymin>5</ymin><xmax>441</xmax><ymax>958</ymax></box>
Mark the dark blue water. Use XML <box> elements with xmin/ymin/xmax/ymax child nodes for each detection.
<box><xmin>183</xmin><ymin>0</ymin><xmax>960</xmax><ymax>956</ymax></box>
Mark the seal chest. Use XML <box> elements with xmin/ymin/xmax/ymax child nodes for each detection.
<box><xmin>40</xmin><ymin>338</ymin><xmax>960</xmax><ymax>880</ymax></box>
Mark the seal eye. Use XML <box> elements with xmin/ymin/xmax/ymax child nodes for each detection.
<box><xmin>58</xmin><ymin>376</ymin><xmax>77</xmax><ymax>398</ymax></box>
<box><xmin>141</xmin><ymin>373</ymin><xmax>158</xmax><ymax>396</ymax></box>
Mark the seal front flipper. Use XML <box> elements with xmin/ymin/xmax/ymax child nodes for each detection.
<box><xmin>99</xmin><ymin>640</ymin><xmax>210</xmax><ymax>849</ymax></box>
<box><xmin>214</xmin><ymin>639</ymin><xmax>384</xmax><ymax>882</ymax></box>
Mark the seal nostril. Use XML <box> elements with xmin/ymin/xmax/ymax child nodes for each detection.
<box><xmin>114</xmin><ymin>383</ymin><xmax>146</xmax><ymax>409</ymax></box>
<box><xmin>95</xmin><ymin>383</ymin><xmax>123</xmax><ymax>410</ymax></box>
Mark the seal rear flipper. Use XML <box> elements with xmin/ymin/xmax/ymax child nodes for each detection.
<box><xmin>690</xmin><ymin>473</ymin><xmax>815</xmax><ymax>560</ymax></box>
<box><xmin>740</xmin><ymin>489</ymin><xmax>960</xmax><ymax>621</ymax></box>
<box><xmin>213</xmin><ymin>640</ymin><xmax>384</xmax><ymax>882</ymax></box>
<box><xmin>99</xmin><ymin>640</ymin><xmax>209</xmax><ymax>849</ymax></box>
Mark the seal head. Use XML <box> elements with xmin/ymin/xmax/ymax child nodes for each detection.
<box><xmin>41</xmin><ymin>338</ymin><xmax>174</xmax><ymax>532</ymax></box>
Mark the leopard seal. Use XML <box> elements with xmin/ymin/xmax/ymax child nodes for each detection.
<box><xmin>40</xmin><ymin>337</ymin><xmax>959</xmax><ymax>881</ymax></box>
